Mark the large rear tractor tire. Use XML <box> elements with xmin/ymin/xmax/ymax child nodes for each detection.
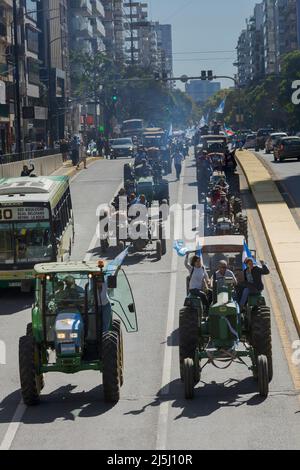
<box><xmin>179</xmin><ymin>307</ymin><xmax>199</xmax><ymax>380</ymax></box>
<box><xmin>112</xmin><ymin>319</ymin><xmax>124</xmax><ymax>387</ymax></box>
<box><xmin>184</xmin><ymin>358</ymin><xmax>195</xmax><ymax>399</ymax></box>
<box><xmin>102</xmin><ymin>331</ymin><xmax>120</xmax><ymax>403</ymax></box>
<box><xmin>156</xmin><ymin>240</ymin><xmax>162</xmax><ymax>260</ymax></box>
<box><xmin>251</xmin><ymin>306</ymin><xmax>273</xmax><ymax>382</ymax></box>
<box><xmin>257</xmin><ymin>354</ymin><xmax>269</xmax><ymax>397</ymax></box>
<box><xmin>19</xmin><ymin>335</ymin><xmax>42</xmax><ymax>405</ymax></box>
<box><xmin>238</xmin><ymin>215</ymin><xmax>248</xmax><ymax>242</ymax></box>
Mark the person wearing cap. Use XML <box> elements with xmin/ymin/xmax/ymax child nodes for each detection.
<box><xmin>213</xmin><ymin>191</ymin><xmax>229</xmax><ymax>223</ymax></box>
<box><xmin>211</xmin><ymin>260</ymin><xmax>237</xmax><ymax>302</ymax></box>
<box><xmin>63</xmin><ymin>275</ymin><xmax>84</xmax><ymax>299</ymax></box>
<box><xmin>95</xmin><ymin>260</ymin><xmax>112</xmax><ymax>333</ymax></box>
<box><xmin>239</xmin><ymin>257</ymin><xmax>270</xmax><ymax>308</ymax></box>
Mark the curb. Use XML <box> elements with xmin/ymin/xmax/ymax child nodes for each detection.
<box><xmin>236</xmin><ymin>149</ymin><xmax>300</xmax><ymax>335</ymax></box>
<box><xmin>51</xmin><ymin>156</ymin><xmax>102</xmax><ymax>178</ymax></box>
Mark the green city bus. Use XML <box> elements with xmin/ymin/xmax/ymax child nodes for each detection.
<box><xmin>0</xmin><ymin>176</ymin><xmax>74</xmax><ymax>291</ymax></box>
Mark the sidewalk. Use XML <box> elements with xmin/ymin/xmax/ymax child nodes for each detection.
<box><xmin>236</xmin><ymin>149</ymin><xmax>300</xmax><ymax>334</ymax></box>
<box><xmin>51</xmin><ymin>156</ymin><xmax>101</xmax><ymax>178</ymax></box>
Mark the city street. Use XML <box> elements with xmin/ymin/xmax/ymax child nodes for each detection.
<box><xmin>257</xmin><ymin>150</ymin><xmax>300</xmax><ymax>228</ymax></box>
<box><xmin>0</xmin><ymin>153</ymin><xmax>300</xmax><ymax>450</ymax></box>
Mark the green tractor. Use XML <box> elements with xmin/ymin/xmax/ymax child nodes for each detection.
<box><xmin>124</xmin><ymin>163</ymin><xmax>169</xmax><ymax>205</ymax></box>
<box><xmin>18</xmin><ymin>260</ymin><xmax>138</xmax><ymax>405</ymax></box>
<box><xmin>179</xmin><ymin>235</ymin><xmax>272</xmax><ymax>399</ymax></box>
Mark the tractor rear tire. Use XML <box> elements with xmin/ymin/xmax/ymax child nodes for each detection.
<box><xmin>19</xmin><ymin>335</ymin><xmax>42</xmax><ymax>406</ymax></box>
<box><xmin>257</xmin><ymin>354</ymin><xmax>269</xmax><ymax>397</ymax></box>
<box><xmin>239</xmin><ymin>215</ymin><xmax>248</xmax><ymax>242</ymax></box>
<box><xmin>179</xmin><ymin>307</ymin><xmax>199</xmax><ymax>380</ymax></box>
<box><xmin>156</xmin><ymin>240</ymin><xmax>162</xmax><ymax>260</ymax></box>
<box><xmin>184</xmin><ymin>358</ymin><xmax>195</xmax><ymax>399</ymax></box>
<box><xmin>26</xmin><ymin>323</ymin><xmax>32</xmax><ymax>336</ymax></box>
<box><xmin>112</xmin><ymin>319</ymin><xmax>124</xmax><ymax>387</ymax></box>
<box><xmin>251</xmin><ymin>306</ymin><xmax>273</xmax><ymax>382</ymax></box>
<box><xmin>102</xmin><ymin>331</ymin><xmax>120</xmax><ymax>402</ymax></box>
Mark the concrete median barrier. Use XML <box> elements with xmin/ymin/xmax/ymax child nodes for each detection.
<box><xmin>236</xmin><ymin>149</ymin><xmax>300</xmax><ymax>334</ymax></box>
<box><xmin>0</xmin><ymin>153</ymin><xmax>64</xmax><ymax>178</ymax></box>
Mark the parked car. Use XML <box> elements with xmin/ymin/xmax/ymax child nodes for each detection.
<box><xmin>243</xmin><ymin>133</ymin><xmax>257</xmax><ymax>149</ymax></box>
<box><xmin>265</xmin><ymin>132</ymin><xmax>287</xmax><ymax>154</ymax></box>
<box><xmin>255</xmin><ymin>128</ymin><xmax>274</xmax><ymax>151</ymax></box>
<box><xmin>273</xmin><ymin>136</ymin><xmax>300</xmax><ymax>162</ymax></box>
<box><xmin>109</xmin><ymin>137</ymin><xmax>136</xmax><ymax>159</ymax></box>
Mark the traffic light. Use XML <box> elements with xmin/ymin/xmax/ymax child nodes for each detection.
<box><xmin>271</xmin><ymin>102</ymin><xmax>275</xmax><ymax>112</ymax></box>
<box><xmin>207</xmin><ymin>70</ymin><xmax>213</xmax><ymax>81</ymax></box>
<box><xmin>112</xmin><ymin>88</ymin><xmax>118</xmax><ymax>102</ymax></box>
<box><xmin>201</xmin><ymin>70</ymin><xmax>207</xmax><ymax>80</ymax></box>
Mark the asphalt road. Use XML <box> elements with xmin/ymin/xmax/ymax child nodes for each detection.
<box><xmin>257</xmin><ymin>149</ymin><xmax>300</xmax><ymax>227</ymax></box>
<box><xmin>0</xmin><ymin>153</ymin><xmax>300</xmax><ymax>450</ymax></box>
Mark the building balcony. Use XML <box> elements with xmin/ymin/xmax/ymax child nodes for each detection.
<box><xmin>91</xmin><ymin>0</ymin><xmax>104</xmax><ymax>17</ymax></box>
<box><xmin>69</xmin><ymin>0</ymin><xmax>93</xmax><ymax>17</ymax></box>
<box><xmin>75</xmin><ymin>38</ymin><xmax>93</xmax><ymax>54</ymax></box>
<box><xmin>72</xmin><ymin>16</ymin><xmax>93</xmax><ymax>38</ymax></box>
<box><xmin>91</xmin><ymin>17</ymin><xmax>105</xmax><ymax>37</ymax></box>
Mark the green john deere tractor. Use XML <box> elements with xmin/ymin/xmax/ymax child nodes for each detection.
<box><xmin>123</xmin><ymin>163</ymin><xmax>169</xmax><ymax>205</ymax></box>
<box><xmin>179</xmin><ymin>235</ymin><xmax>272</xmax><ymax>399</ymax></box>
<box><xmin>18</xmin><ymin>260</ymin><xmax>138</xmax><ymax>405</ymax></box>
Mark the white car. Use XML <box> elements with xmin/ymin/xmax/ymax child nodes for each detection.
<box><xmin>265</xmin><ymin>132</ymin><xmax>287</xmax><ymax>154</ymax></box>
<box><xmin>243</xmin><ymin>134</ymin><xmax>257</xmax><ymax>149</ymax></box>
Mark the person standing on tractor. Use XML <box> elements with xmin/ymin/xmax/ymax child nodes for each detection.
<box><xmin>185</xmin><ymin>254</ymin><xmax>210</xmax><ymax>296</ymax></box>
<box><xmin>239</xmin><ymin>258</ymin><xmax>270</xmax><ymax>309</ymax></box>
<box><xmin>173</xmin><ymin>148</ymin><xmax>184</xmax><ymax>180</ymax></box>
<box><xmin>96</xmin><ymin>260</ymin><xmax>112</xmax><ymax>333</ymax></box>
<box><xmin>21</xmin><ymin>163</ymin><xmax>35</xmax><ymax>177</ymax></box>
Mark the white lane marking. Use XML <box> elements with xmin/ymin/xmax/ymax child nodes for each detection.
<box><xmin>0</xmin><ymin>170</ymin><xmax>119</xmax><ymax>450</ymax></box>
<box><xmin>0</xmin><ymin>403</ymin><xmax>26</xmax><ymax>451</ymax></box>
<box><xmin>156</xmin><ymin>162</ymin><xmax>186</xmax><ymax>451</ymax></box>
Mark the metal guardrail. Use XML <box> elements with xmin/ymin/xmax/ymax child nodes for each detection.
<box><xmin>0</xmin><ymin>148</ymin><xmax>61</xmax><ymax>165</ymax></box>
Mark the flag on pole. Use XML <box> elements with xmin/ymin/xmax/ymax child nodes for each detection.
<box><xmin>199</xmin><ymin>115</ymin><xmax>207</xmax><ymax>127</ymax></box>
<box><xmin>242</xmin><ymin>240</ymin><xmax>257</xmax><ymax>269</ymax></box>
<box><xmin>215</xmin><ymin>99</ymin><xmax>226</xmax><ymax>114</ymax></box>
<box><xmin>106</xmin><ymin>247</ymin><xmax>130</xmax><ymax>275</ymax></box>
<box><xmin>224</xmin><ymin>123</ymin><xmax>235</xmax><ymax>136</ymax></box>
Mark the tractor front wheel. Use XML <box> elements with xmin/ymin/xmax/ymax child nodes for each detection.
<box><xmin>102</xmin><ymin>331</ymin><xmax>120</xmax><ymax>402</ymax></box>
<box><xmin>257</xmin><ymin>354</ymin><xmax>269</xmax><ymax>397</ymax></box>
<box><xmin>19</xmin><ymin>335</ymin><xmax>42</xmax><ymax>406</ymax></box>
<box><xmin>184</xmin><ymin>358</ymin><xmax>195</xmax><ymax>399</ymax></box>
<box><xmin>156</xmin><ymin>240</ymin><xmax>162</xmax><ymax>260</ymax></box>
<box><xmin>112</xmin><ymin>319</ymin><xmax>124</xmax><ymax>387</ymax></box>
<box><xmin>251</xmin><ymin>306</ymin><xmax>273</xmax><ymax>382</ymax></box>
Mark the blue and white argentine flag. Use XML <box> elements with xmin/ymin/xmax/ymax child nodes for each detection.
<box><xmin>106</xmin><ymin>246</ymin><xmax>130</xmax><ymax>275</ymax></box>
<box><xmin>215</xmin><ymin>99</ymin><xmax>226</xmax><ymax>114</ymax></box>
<box><xmin>242</xmin><ymin>240</ymin><xmax>257</xmax><ymax>270</ymax></box>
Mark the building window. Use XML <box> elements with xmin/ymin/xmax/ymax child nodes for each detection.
<box><xmin>27</xmin><ymin>58</ymin><xmax>40</xmax><ymax>85</ymax></box>
<box><xmin>25</xmin><ymin>0</ymin><xmax>37</xmax><ymax>22</ymax></box>
<box><xmin>26</xmin><ymin>26</ymin><xmax>39</xmax><ymax>54</ymax></box>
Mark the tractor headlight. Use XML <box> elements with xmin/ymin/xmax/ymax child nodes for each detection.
<box><xmin>57</xmin><ymin>332</ymin><xmax>66</xmax><ymax>339</ymax></box>
<box><xmin>70</xmin><ymin>333</ymin><xmax>78</xmax><ymax>339</ymax></box>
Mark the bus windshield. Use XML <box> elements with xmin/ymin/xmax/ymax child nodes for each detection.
<box><xmin>0</xmin><ymin>221</ymin><xmax>52</xmax><ymax>264</ymax></box>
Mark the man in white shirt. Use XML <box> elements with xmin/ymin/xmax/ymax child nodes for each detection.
<box><xmin>173</xmin><ymin>149</ymin><xmax>184</xmax><ymax>180</ymax></box>
<box><xmin>213</xmin><ymin>259</ymin><xmax>237</xmax><ymax>286</ymax></box>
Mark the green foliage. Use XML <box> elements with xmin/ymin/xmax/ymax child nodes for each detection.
<box><xmin>69</xmin><ymin>53</ymin><xmax>201</xmax><ymax>129</ymax></box>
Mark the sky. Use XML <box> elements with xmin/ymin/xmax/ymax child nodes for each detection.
<box><xmin>148</xmin><ymin>0</ymin><xmax>258</xmax><ymax>89</ymax></box>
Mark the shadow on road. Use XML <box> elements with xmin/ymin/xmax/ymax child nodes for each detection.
<box><xmin>0</xmin><ymin>385</ymin><xmax>116</xmax><ymax>425</ymax></box>
<box><xmin>0</xmin><ymin>289</ymin><xmax>33</xmax><ymax>316</ymax></box>
<box><xmin>124</xmin><ymin>377</ymin><xmax>266</xmax><ymax>419</ymax></box>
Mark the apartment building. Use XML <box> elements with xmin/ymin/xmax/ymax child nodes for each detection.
<box><xmin>0</xmin><ymin>0</ymin><xmax>13</xmax><ymax>153</ymax></box>
<box><xmin>155</xmin><ymin>23</ymin><xmax>173</xmax><ymax>79</ymax></box>
<box><xmin>103</xmin><ymin>0</ymin><xmax>125</xmax><ymax>63</ymax></box>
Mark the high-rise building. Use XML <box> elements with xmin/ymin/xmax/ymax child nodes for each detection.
<box><xmin>155</xmin><ymin>23</ymin><xmax>173</xmax><ymax>78</ymax></box>
<box><xmin>0</xmin><ymin>0</ymin><xmax>13</xmax><ymax>153</ymax></box>
<box><xmin>124</xmin><ymin>1</ymin><xmax>159</xmax><ymax>69</ymax></box>
<box><xmin>102</xmin><ymin>0</ymin><xmax>125</xmax><ymax>63</ymax></box>
<box><xmin>68</xmin><ymin>0</ymin><xmax>106</xmax><ymax>136</ymax></box>
<box><xmin>185</xmin><ymin>80</ymin><xmax>221</xmax><ymax>105</ymax></box>
<box><xmin>263</xmin><ymin>0</ymin><xmax>279</xmax><ymax>74</ymax></box>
